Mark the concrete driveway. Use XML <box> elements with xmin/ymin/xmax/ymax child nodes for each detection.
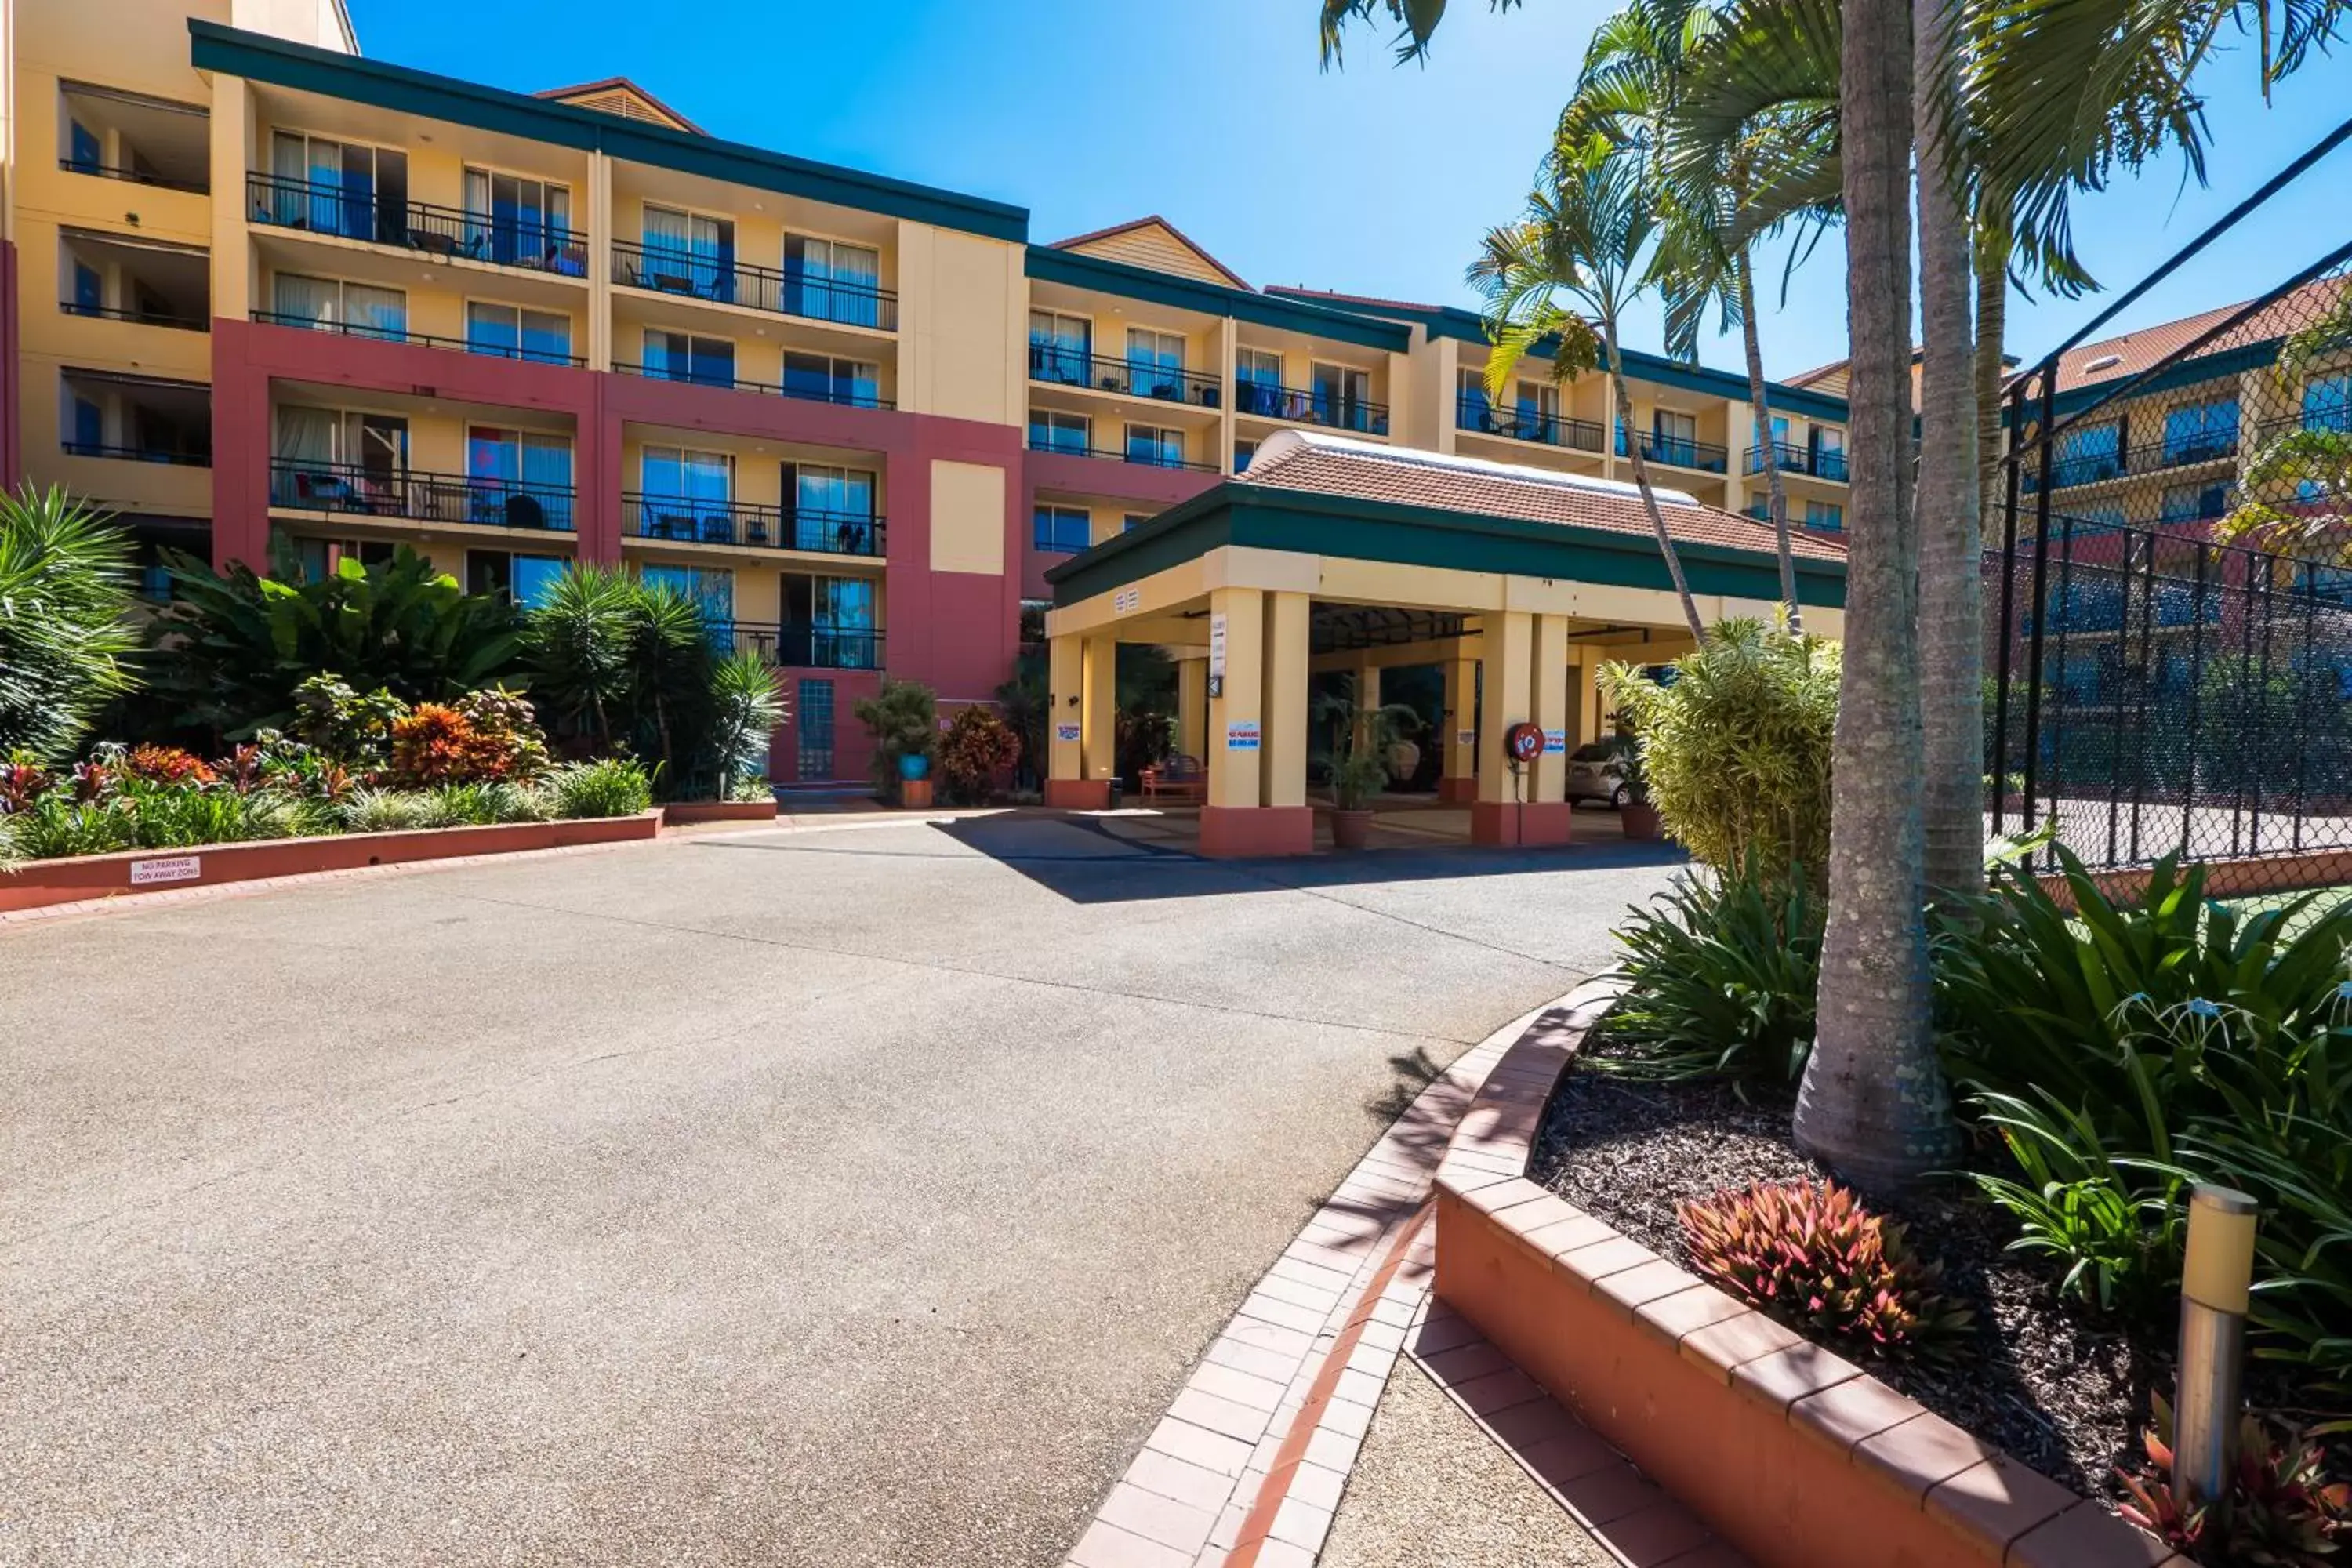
<box><xmin>2</xmin><ymin>813</ymin><xmax>1678</xmax><ymax>1566</ymax></box>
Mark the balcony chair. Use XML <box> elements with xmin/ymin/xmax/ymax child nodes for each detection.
<box><xmin>505</xmin><ymin>494</ymin><xmax>547</xmax><ymax>531</ymax></box>
<box><xmin>699</xmin><ymin>513</ymin><xmax>735</xmax><ymax>546</ymax></box>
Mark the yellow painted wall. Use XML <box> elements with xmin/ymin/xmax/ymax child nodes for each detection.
<box><xmin>929</xmin><ymin>458</ymin><xmax>1006</xmax><ymax>575</ymax></box>
<box><xmin>903</xmin><ymin>225</ymin><xmax>1024</xmax><ymax>424</ymax></box>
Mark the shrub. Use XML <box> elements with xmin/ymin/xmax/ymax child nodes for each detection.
<box><xmin>5</xmin><ymin>792</ymin><xmax>140</xmax><ymax>858</ymax></box>
<box><xmin>548</xmin><ymin>758</ymin><xmax>652</xmax><ymax>819</ymax></box>
<box><xmin>1598</xmin><ymin>616</ymin><xmax>1838</xmax><ymax>887</ymax></box>
<box><xmin>423</xmin><ymin>781</ymin><xmax>553</xmax><ymax>826</ymax></box>
<box><xmin>853</xmin><ymin>679</ymin><xmax>936</xmax><ymax>794</ymax></box>
<box><xmin>1603</xmin><ymin>867</ymin><xmax>1825</xmax><ymax>1089</ymax></box>
<box><xmin>121</xmin><ymin>744</ymin><xmax>216</xmax><ymax>787</ymax></box>
<box><xmin>936</xmin><ymin>706</ymin><xmax>1020</xmax><ymax>805</ymax></box>
<box><xmin>289</xmin><ymin>674</ymin><xmax>408</xmax><ymax>773</ymax></box>
<box><xmin>390</xmin><ymin>704</ymin><xmax>488</xmax><ymax>786</ymax></box>
<box><xmin>1680</xmin><ymin>1179</ymin><xmax>1973</xmax><ymax>1360</ymax></box>
<box><xmin>148</xmin><ymin>546</ymin><xmax>520</xmax><ymax>739</ymax></box>
<box><xmin>2118</xmin><ymin>1394</ymin><xmax>2350</xmax><ymax>1566</ymax></box>
<box><xmin>0</xmin><ymin>487</ymin><xmax>141</xmax><ymax>762</ymax></box>
<box><xmin>521</xmin><ymin>566</ymin><xmax>716</xmax><ymax>790</ymax></box>
<box><xmin>700</xmin><ymin>652</ymin><xmax>785</xmax><ymax>800</ymax></box>
<box><xmin>339</xmin><ymin>788</ymin><xmax>434</xmax><ymax>834</ymax></box>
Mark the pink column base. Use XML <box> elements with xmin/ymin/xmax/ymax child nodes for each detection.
<box><xmin>1198</xmin><ymin>805</ymin><xmax>1317</xmax><ymax>858</ymax></box>
<box><xmin>1470</xmin><ymin>800</ymin><xmax>1573</xmax><ymax>848</ymax></box>
<box><xmin>1045</xmin><ymin>779</ymin><xmax>1112</xmax><ymax>810</ymax></box>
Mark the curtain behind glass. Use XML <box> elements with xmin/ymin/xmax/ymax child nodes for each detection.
<box><xmin>345</xmin><ymin>283</ymin><xmax>406</xmax><ymax>339</ymax></box>
<box><xmin>521</xmin><ymin>434</ymin><xmax>573</xmax><ymax>528</ymax></box>
<box><xmin>274</xmin><ymin>405</ymin><xmax>334</xmax><ymax>464</ymax></box>
<box><xmin>272</xmin><ymin>273</ymin><xmax>336</xmax><ymax>328</ymax></box>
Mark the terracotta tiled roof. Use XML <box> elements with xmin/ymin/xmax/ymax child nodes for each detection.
<box><xmin>1047</xmin><ymin>215</ymin><xmax>1252</xmax><ymax>290</ymax></box>
<box><xmin>2050</xmin><ymin>275</ymin><xmax>2350</xmax><ymax>392</ymax></box>
<box><xmin>1240</xmin><ymin>430</ymin><xmax>1846</xmax><ymax>563</ymax></box>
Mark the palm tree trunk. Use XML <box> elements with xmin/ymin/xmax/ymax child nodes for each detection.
<box><xmin>1915</xmin><ymin>5</ymin><xmax>1985</xmax><ymax>907</ymax></box>
<box><xmin>1737</xmin><ymin>252</ymin><xmax>1801</xmax><ymax>631</ymax></box>
<box><xmin>1973</xmin><ymin>212</ymin><xmax>2012</xmax><ymax>521</ymax></box>
<box><xmin>1605</xmin><ymin>325</ymin><xmax>1708</xmax><ymax>641</ymax></box>
<box><xmin>1793</xmin><ymin>0</ymin><xmax>1953</xmax><ymax>1192</ymax></box>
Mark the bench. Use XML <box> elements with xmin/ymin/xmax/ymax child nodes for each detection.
<box><xmin>1140</xmin><ymin>754</ymin><xmax>1207</xmax><ymax>804</ymax></box>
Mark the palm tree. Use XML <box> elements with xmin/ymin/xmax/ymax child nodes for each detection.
<box><xmin>0</xmin><ymin>486</ymin><xmax>141</xmax><ymax>761</ymax></box>
<box><xmin>1472</xmin><ymin>132</ymin><xmax>1708</xmax><ymax>640</ymax></box>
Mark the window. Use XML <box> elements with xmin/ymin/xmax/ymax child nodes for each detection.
<box><xmin>1033</xmin><ymin>504</ymin><xmax>1091</xmax><ymax>553</ymax></box>
<box><xmin>1125</xmin><ymin>423</ymin><xmax>1185</xmax><ymax>468</ymax></box>
<box><xmin>67</xmin><ymin>391</ymin><xmax>105</xmax><ymax>454</ymax></box>
<box><xmin>787</xmin><ymin>575</ymin><xmax>879</xmax><ymax>668</ymax></box>
<box><xmin>634</xmin><ymin>448</ymin><xmax>734</xmax><ymax>544</ymax></box>
<box><xmin>1127</xmin><ymin>328</ymin><xmax>1186</xmax><ymax>398</ymax></box>
<box><xmin>2304</xmin><ymin>372</ymin><xmax>2352</xmax><ymax>433</ymax></box>
<box><xmin>468</xmin><ymin>426</ymin><xmax>573</xmax><ymax>529</ymax></box>
<box><xmin>292</xmin><ymin>537</ymin><xmax>392</xmax><ymax>583</ymax></box>
<box><xmin>2073</xmin><ymin>503</ymin><xmax>2129</xmax><ymax>532</ymax></box>
<box><xmin>466</xmin><ymin>168</ymin><xmax>573</xmax><ymax>270</ymax></box>
<box><xmin>788</xmin><ymin>463</ymin><xmax>879</xmax><ymax>553</ymax></box>
<box><xmin>1803</xmin><ymin>500</ymin><xmax>1843</xmax><ymax>532</ymax></box>
<box><xmin>2161</xmin><ymin>398</ymin><xmax>2238</xmax><ymax>463</ymax></box>
<box><xmin>68</xmin><ymin>118</ymin><xmax>103</xmax><ymax>172</ymax></box>
<box><xmin>784</xmin><ymin>234</ymin><xmax>882</xmax><ymax>327</ymax></box>
<box><xmin>1029</xmin><ymin>310</ymin><xmax>1092</xmax><ymax>385</ymax></box>
<box><xmin>1515</xmin><ymin>379</ymin><xmax>1559</xmax><ymax>438</ymax></box>
<box><xmin>466</xmin><ymin>550</ymin><xmax>566</xmax><ymax>608</ymax></box>
<box><xmin>69</xmin><ymin>259</ymin><xmax>103</xmax><ymax>316</ymax></box>
<box><xmin>1769</xmin><ymin>414</ymin><xmax>1792</xmax><ymax>447</ymax></box>
<box><xmin>1123</xmin><ymin>514</ymin><xmax>1150</xmax><ymax>533</ymax></box>
<box><xmin>644</xmin><ymin>328</ymin><xmax>734</xmax><ymax>387</ymax></box>
<box><xmin>640</xmin><ymin>564</ymin><xmax>735</xmax><ymax>635</ymax></box>
<box><xmin>781</xmin><ymin>351</ymin><xmax>880</xmax><ymax>408</ymax></box>
<box><xmin>271</xmin><ymin>274</ymin><xmax>407</xmax><ymax>339</ymax></box>
<box><xmin>641</xmin><ymin>204</ymin><xmax>731</xmax><ymax>299</ymax></box>
<box><xmin>1454</xmin><ymin>367</ymin><xmax>1495</xmax><ymax>432</ymax></box>
<box><xmin>796</xmin><ymin>679</ymin><xmax>836</xmax><ymax>779</ymax></box>
<box><xmin>1029</xmin><ymin>408</ymin><xmax>1090</xmax><ymax>455</ymax></box>
<box><xmin>466</xmin><ymin>302</ymin><xmax>571</xmax><ymax>364</ymax></box>
<box><xmin>2055</xmin><ymin>419</ymin><xmax>2122</xmax><ymax>483</ymax></box>
<box><xmin>1235</xmin><ymin>440</ymin><xmax>1257</xmax><ymax>473</ymax></box>
<box><xmin>2161</xmin><ymin>481</ymin><xmax>2231</xmax><ymax>524</ymax></box>
<box><xmin>1240</xmin><ymin>348</ymin><xmax>1285</xmax><ymax>417</ymax></box>
<box><xmin>1312</xmin><ymin>363</ymin><xmax>1372</xmax><ymax>432</ymax></box>
<box><xmin>268</xmin><ymin>407</ymin><xmax>408</xmax><ymax>509</ymax></box>
<box><xmin>267</xmin><ymin>132</ymin><xmax>406</xmax><ymax>242</ymax></box>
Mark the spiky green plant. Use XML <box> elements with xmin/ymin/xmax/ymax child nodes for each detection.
<box><xmin>0</xmin><ymin>487</ymin><xmax>141</xmax><ymax>761</ymax></box>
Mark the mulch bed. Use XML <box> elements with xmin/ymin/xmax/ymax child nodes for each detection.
<box><xmin>1526</xmin><ymin>1029</ymin><xmax>2320</xmax><ymax>1509</ymax></box>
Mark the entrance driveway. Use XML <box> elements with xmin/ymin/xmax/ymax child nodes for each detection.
<box><xmin>2</xmin><ymin>815</ymin><xmax>1679</xmax><ymax>1566</ymax></box>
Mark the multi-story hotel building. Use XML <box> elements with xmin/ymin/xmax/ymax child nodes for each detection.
<box><xmin>3</xmin><ymin>0</ymin><xmax>1852</xmax><ymax>782</ymax></box>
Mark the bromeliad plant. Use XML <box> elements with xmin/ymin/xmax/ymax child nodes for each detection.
<box><xmin>2117</xmin><ymin>1393</ymin><xmax>2350</xmax><ymax>1566</ymax></box>
<box><xmin>1679</xmin><ymin>1179</ymin><xmax>1974</xmax><ymax>1360</ymax></box>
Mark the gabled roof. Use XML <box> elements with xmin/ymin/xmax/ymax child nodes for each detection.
<box><xmin>1049</xmin><ymin>216</ymin><xmax>1251</xmax><ymax>290</ymax></box>
<box><xmin>2051</xmin><ymin>275</ymin><xmax>2350</xmax><ymax>394</ymax></box>
<box><xmin>534</xmin><ymin>76</ymin><xmax>703</xmax><ymax>135</ymax></box>
<box><xmin>1240</xmin><ymin>430</ymin><xmax>1848</xmax><ymax>561</ymax></box>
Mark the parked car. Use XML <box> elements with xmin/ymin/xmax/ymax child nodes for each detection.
<box><xmin>1566</xmin><ymin>738</ymin><xmax>1638</xmax><ymax>808</ymax></box>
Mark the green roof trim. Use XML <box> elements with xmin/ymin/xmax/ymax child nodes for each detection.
<box><xmin>189</xmin><ymin>20</ymin><xmax>1029</xmax><ymax>242</ymax></box>
<box><xmin>1285</xmin><ymin>296</ymin><xmax>1853</xmax><ymax>422</ymax></box>
<box><xmin>1025</xmin><ymin>248</ymin><xmax>1412</xmax><ymax>352</ymax></box>
<box><xmin>1044</xmin><ymin>483</ymin><xmax>1847</xmax><ymax>612</ymax></box>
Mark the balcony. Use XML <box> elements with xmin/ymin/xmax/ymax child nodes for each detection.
<box><xmin>269</xmin><ymin>458</ymin><xmax>576</xmax><ymax>532</ymax></box>
<box><xmin>60</xmin><ymin>156</ymin><xmax>206</xmax><ymax>194</ymax></box>
<box><xmin>61</xmin><ymin>369</ymin><xmax>211</xmax><ymax>466</ymax></box>
<box><xmin>252</xmin><ymin>308</ymin><xmax>585</xmax><ymax>367</ymax></box>
<box><xmin>1743</xmin><ymin>441</ymin><xmax>1847</xmax><ymax>481</ymax></box>
<box><xmin>717</xmin><ymin>621</ymin><xmax>884</xmax><ymax>670</ymax></box>
<box><xmin>60</xmin><ymin>229</ymin><xmax>210</xmax><ymax>333</ymax></box>
<box><xmin>610</xmin><ymin>239</ymin><xmax>896</xmax><ymax>331</ymax></box>
<box><xmin>611</xmin><ymin>359</ymin><xmax>893</xmax><ymax>410</ymax></box>
<box><xmin>1234</xmin><ymin>379</ymin><xmax>1389</xmax><ymax>436</ymax></box>
<box><xmin>2255</xmin><ymin>405</ymin><xmax>2352</xmax><ymax>441</ymax></box>
<box><xmin>622</xmin><ymin>494</ymin><xmax>886</xmax><ymax>557</ymax></box>
<box><xmin>64</xmin><ymin>300</ymin><xmax>207</xmax><ymax>332</ymax></box>
<box><xmin>1029</xmin><ymin>344</ymin><xmax>1220</xmax><ymax>408</ymax></box>
<box><xmin>1026</xmin><ymin>434</ymin><xmax>1217</xmax><ymax>472</ymax></box>
<box><xmin>60</xmin><ymin>83</ymin><xmax>209</xmax><ymax>195</ymax></box>
<box><xmin>249</xmin><ymin>172</ymin><xmax>588</xmax><ymax>276</ymax></box>
<box><xmin>1456</xmin><ymin>395</ymin><xmax>1604</xmax><ymax>452</ymax></box>
<box><xmin>1618</xmin><ymin>429</ymin><xmax>1730</xmax><ymax>474</ymax></box>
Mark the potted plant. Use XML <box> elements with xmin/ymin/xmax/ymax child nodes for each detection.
<box><xmin>1617</xmin><ymin>736</ymin><xmax>1664</xmax><ymax>840</ymax></box>
<box><xmin>852</xmin><ymin>678</ymin><xmax>937</xmax><ymax>805</ymax></box>
<box><xmin>1314</xmin><ymin>681</ymin><xmax>1421</xmax><ymax>851</ymax></box>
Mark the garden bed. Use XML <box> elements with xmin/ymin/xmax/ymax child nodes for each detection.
<box><xmin>0</xmin><ymin>812</ymin><xmax>659</xmax><ymax>913</ymax></box>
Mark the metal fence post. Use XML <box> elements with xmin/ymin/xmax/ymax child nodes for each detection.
<box><xmin>1991</xmin><ymin>379</ymin><xmax>2027</xmax><ymax>838</ymax></box>
<box><xmin>2020</xmin><ymin>369</ymin><xmax>2058</xmax><ymax>838</ymax></box>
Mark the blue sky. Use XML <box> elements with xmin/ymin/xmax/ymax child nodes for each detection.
<box><xmin>349</xmin><ymin>0</ymin><xmax>2348</xmax><ymax>381</ymax></box>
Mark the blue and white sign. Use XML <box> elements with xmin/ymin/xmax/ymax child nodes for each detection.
<box><xmin>1054</xmin><ymin>723</ymin><xmax>1082</xmax><ymax>744</ymax></box>
<box><xmin>1544</xmin><ymin>729</ymin><xmax>1568</xmax><ymax>754</ymax></box>
<box><xmin>1226</xmin><ymin>720</ymin><xmax>1261</xmax><ymax>752</ymax></box>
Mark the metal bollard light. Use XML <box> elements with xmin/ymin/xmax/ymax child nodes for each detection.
<box><xmin>2174</xmin><ymin>1184</ymin><xmax>2259</xmax><ymax>1514</ymax></box>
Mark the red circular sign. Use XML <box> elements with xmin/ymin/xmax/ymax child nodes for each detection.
<box><xmin>1504</xmin><ymin>723</ymin><xmax>1545</xmax><ymax>764</ymax></box>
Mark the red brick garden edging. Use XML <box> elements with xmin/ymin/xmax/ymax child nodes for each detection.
<box><xmin>1432</xmin><ymin>979</ymin><xmax>2185</xmax><ymax>1568</ymax></box>
<box><xmin>661</xmin><ymin>800</ymin><xmax>779</xmax><ymax>826</ymax></box>
<box><xmin>0</xmin><ymin>812</ymin><xmax>661</xmax><ymax>914</ymax></box>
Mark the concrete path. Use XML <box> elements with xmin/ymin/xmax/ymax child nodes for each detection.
<box><xmin>2</xmin><ymin>814</ymin><xmax>1679</xmax><ymax>1566</ymax></box>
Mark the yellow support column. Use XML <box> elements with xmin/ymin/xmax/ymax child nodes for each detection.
<box><xmin>1474</xmin><ymin>612</ymin><xmax>1535</xmax><ymax>845</ymax></box>
<box><xmin>1083</xmin><ymin>637</ymin><xmax>1119</xmax><ymax>787</ymax></box>
<box><xmin>1573</xmin><ymin>655</ymin><xmax>1602</xmax><ymax>747</ymax></box>
<box><xmin>1350</xmin><ymin>658</ymin><xmax>1381</xmax><ymax>754</ymax></box>
<box><xmin>1526</xmin><ymin>614</ymin><xmax>1574</xmax><ymax>846</ymax></box>
<box><xmin>1440</xmin><ymin>655</ymin><xmax>1478</xmax><ymax>804</ymax></box>
<box><xmin>1205</xmin><ymin>587</ymin><xmax>1262</xmax><ymax>813</ymax></box>
<box><xmin>1261</xmin><ymin>591</ymin><xmax>1311</xmax><ymax>813</ymax></box>
<box><xmin>1177</xmin><ymin>655</ymin><xmax>1207</xmax><ymax>760</ymax></box>
<box><xmin>1044</xmin><ymin>633</ymin><xmax>1100</xmax><ymax>808</ymax></box>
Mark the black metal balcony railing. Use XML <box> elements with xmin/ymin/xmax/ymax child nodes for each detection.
<box><xmin>2154</xmin><ymin>431</ymin><xmax>2239</xmax><ymax>468</ymax></box>
<box><xmin>622</xmin><ymin>492</ymin><xmax>886</xmax><ymax>557</ymax></box>
<box><xmin>61</xmin><ymin>157</ymin><xmax>207</xmax><ymax>195</ymax></box>
<box><xmin>610</xmin><ymin>238</ymin><xmax>897</xmax><ymax>332</ymax></box>
<box><xmin>609</xmin><ymin>360</ymin><xmax>895</xmax><ymax>410</ymax></box>
<box><xmin>269</xmin><ymin>457</ymin><xmax>576</xmax><ymax>531</ymax></box>
<box><xmin>2255</xmin><ymin>405</ymin><xmax>2352</xmax><ymax>441</ymax></box>
<box><xmin>1234</xmin><ymin>379</ymin><xmax>1390</xmax><ymax>436</ymax></box>
<box><xmin>717</xmin><ymin>621</ymin><xmax>884</xmax><ymax>671</ymax></box>
<box><xmin>64</xmin><ymin>441</ymin><xmax>211</xmax><ymax>466</ymax></box>
<box><xmin>252</xmin><ymin>308</ymin><xmax>586</xmax><ymax>367</ymax></box>
<box><xmin>1743</xmin><ymin>441</ymin><xmax>1849</xmax><ymax>481</ymax></box>
<box><xmin>1028</xmin><ymin>344</ymin><xmax>1221</xmax><ymax>408</ymax></box>
<box><xmin>1454</xmin><ymin>395</ymin><xmax>1606</xmax><ymax>452</ymax></box>
<box><xmin>61</xmin><ymin>299</ymin><xmax>208</xmax><ymax>331</ymax></box>
<box><xmin>1616</xmin><ymin>429</ymin><xmax>1730</xmax><ymax>473</ymax></box>
<box><xmin>1025</xmin><ymin>434</ymin><xmax>1218</xmax><ymax>472</ymax></box>
<box><xmin>249</xmin><ymin>172</ymin><xmax>589</xmax><ymax>276</ymax></box>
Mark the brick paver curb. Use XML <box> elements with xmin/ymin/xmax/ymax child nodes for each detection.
<box><xmin>1059</xmin><ymin>996</ymin><xmax>1562</xmax><ymax>1568</ymax></box>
